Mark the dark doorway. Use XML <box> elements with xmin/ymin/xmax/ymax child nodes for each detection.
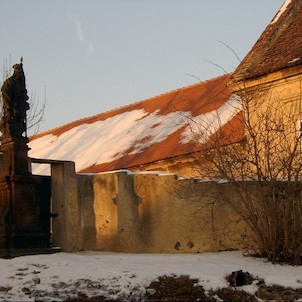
<box><xmin>35</xmin><ymin>176</ymin><xmax>52</xmax><ymax>247</ymax></box>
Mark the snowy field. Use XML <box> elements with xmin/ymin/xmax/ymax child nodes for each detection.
<box><xmin>1</xmin><ymin>251</ymin><xmax>302</xmax><ymax>301</ymax></box>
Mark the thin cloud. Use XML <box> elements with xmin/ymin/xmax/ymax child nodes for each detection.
<box><xmin>74</xmin><ymin>18</ymin><xmax>95</xmax><ymax>55</ymax></box>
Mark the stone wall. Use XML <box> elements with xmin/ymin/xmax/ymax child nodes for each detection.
<box><xmin>48</xmin><ymin>161</ymin><xmax>254</xmax><ymax>253</ymax></box>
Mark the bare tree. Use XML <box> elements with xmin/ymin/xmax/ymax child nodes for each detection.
<box><xmin>26</xmin><ymin>91</ymin><xmax>46</xmax><ymax>135</ymax></box>
<box><xmin>187</xmin><ymin>81</ymin><xmax>302</xmax><ymax>265</ymax></box>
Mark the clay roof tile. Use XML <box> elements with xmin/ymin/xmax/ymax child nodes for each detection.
<box><xmin>233</xmin><ymin>0</ymin><xmax>302</xmax><ymax>81</ymax></box>
<box><xmin>29</xmin><ymin>74</ymin><xmax>244</xmax><ymax>173</ymax></box>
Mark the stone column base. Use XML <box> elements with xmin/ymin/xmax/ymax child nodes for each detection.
<box><xmin>0</xmin><ymin>224</ymin><xmax>55</xmax><ymax>258</ymax></box>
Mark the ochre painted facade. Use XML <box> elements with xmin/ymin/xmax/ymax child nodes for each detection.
<box><xmin>230</xmin><ymin>0</ymin><xmax>302</xmax><ymax>148</ymax></box>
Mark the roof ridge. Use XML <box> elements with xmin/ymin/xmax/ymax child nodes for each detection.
<box><xmin>30</xmin><ymin>73</ymin><xmax>229</xmax><ymax>139</ymax></box>
<box><xmin>270</xmin><ymin>0</ymin><xmax>293</xmax><ymax>25</ymax></box>
<box><xmin>108</xmin><ymin>73</ymin><xmax>229</xmax><ymax>111</ymax></box>
<box><xmin>232</xmin><ymin>0</ymin><xmax>302</xmax><ymax>81</ymax></box>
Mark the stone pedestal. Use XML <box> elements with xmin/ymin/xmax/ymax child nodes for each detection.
<box><xmin>0</xmin><ymin>174</ymin><xmax>51</xmax><ymax>258</ymax></box>
<box><xmin>0</xmin><ymin>139</ymin><xmax>52</xmax><ymax>257</ymax></box>
<box><xmin>1</xmin><ymin>138</ymin><xmax>31</xmax><ymax>176</ymax></box>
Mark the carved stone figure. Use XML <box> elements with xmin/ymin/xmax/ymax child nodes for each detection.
<box><xmin>1</xmin><ymin>62</ymin><xmax>29</xmax><ymax>139</ymax></box>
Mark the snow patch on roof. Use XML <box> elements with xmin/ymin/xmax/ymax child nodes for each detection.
<box><xmin>181</xmin><ymin>94</ymin><xmax>242</xmax><ymax>144</ymax></box>
<box><xmin>29</xmin><ymin>109</ymin><xmax>188</xmax><ymax>174</ymax></box>
<box><xmin>29</xmin><ymin>92</ymin><xmax>240</xmax><ymax>175</ymax></box>
<box><xmin>288</xmin><ymin>57</ymin><xmax>300</xmax><ymax>64</ymax></box>
<box><xmin>271</xmin><ymin>0</ymin><xmax>292</xmax><ymax>24</ymax></box>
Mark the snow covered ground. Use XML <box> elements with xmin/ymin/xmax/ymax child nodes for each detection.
<box><xmin>1</xmin><ymin>251</ymin><xmax>302</xmax><ymax>301</ymax></box>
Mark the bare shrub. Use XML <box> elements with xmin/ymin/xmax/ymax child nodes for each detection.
<box><xmin>187</xmin><ymin>81</ymin><xmax>302</xmax><ymax>265</ymax></box>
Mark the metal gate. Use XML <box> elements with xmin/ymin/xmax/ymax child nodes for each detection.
<box><xmin>35</xmin><ymin>176</ymin><xmax>52</xmax><ymax>246</ymax></box>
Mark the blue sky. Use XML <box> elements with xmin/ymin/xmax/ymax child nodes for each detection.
<box><xmin>0</xmin><ymin>0</ymin><xmax>284</xmax><ymax>132</ymax></box>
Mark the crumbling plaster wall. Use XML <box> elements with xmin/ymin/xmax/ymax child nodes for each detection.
<box><xmin>51</xmin><ymin>162</ymin><xmax>253</xmax><ymax>253</ymax></box>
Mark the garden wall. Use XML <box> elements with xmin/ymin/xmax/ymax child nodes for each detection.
<box><xmin>48</xmin><ymin>161</ymin><xmax>253</xmax><ymax>253</ymax></box>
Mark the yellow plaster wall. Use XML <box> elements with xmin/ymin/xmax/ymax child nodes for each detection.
<box><xmin>71</xmin><ymin>171</ymin><xmax>254</xmax><ymax>253</ymax></box>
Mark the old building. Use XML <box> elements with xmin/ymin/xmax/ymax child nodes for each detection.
<box><xmin>228</xmin><ymin>0</ymin><xmax>302</xmax><ymax>182</ymax></box>
<box><xmin>25</xmin><ymin>0</ymin><xmax>302</xmax><ymax>255</ymax></box>
<box><xmin>29</xmin><ymin>1</ymin><xmax>302</xmax><ymax>180</ymax></box>
<box><xmin>29</xmin><ymin>74</ymin><xmax>243</xmax><ymax>177</ymax></box>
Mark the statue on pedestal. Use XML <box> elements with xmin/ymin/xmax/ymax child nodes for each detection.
<box><xmin>0</xmin><ymin>59</ymin><xmax>51</xmax><ymax>257</ymax></box>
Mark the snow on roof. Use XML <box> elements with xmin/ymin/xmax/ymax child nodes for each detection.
<box><xmin>233</xmin><ymin>0</ymin><xmax>302</xmax><ymax>81</ymax></box>
<box><xmin>271</xmin><ymin>0</ymin><xmax>292</xmax><ymax>24</ymax></box>
<box><xmin>29</xmin><ymin>74</ymin><xmax>244</xmax><ymax>174</ymax></box>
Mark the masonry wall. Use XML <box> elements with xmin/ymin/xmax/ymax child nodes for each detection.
<box><xmin>50</xmin><ymin>163</ymin><xmax>254</xmax><ymax>253</ymax></box>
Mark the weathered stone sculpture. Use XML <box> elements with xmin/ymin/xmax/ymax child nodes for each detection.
<box><xmin>0</xmin><ymin>60</ymin><xmax>50</xmax><ymax>257</ymax></box>
<box><xmin>1</xmin><ymin>61</ymin><xmax>30</xmax><ymax>140</ymax></box>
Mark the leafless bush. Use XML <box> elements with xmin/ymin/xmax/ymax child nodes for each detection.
<box><xmin>188</xmin><ymin>82</ymin><xmax>302</xmax><ymax>264</ymax></box>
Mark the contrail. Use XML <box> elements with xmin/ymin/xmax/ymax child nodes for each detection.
<box><xmin>74</xmin><ymin>18</ymin><xmax>95</xmax><ymax>55</ymax></box>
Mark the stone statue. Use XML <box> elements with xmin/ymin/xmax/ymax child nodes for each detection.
<box><xmin>1</xmin><ymin>60</ymin><xmax>29</xmax><ymax>139</ymax></box>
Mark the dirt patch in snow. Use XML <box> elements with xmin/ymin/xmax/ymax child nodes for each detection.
<box><xmin>59</xmin><ymin>275</ymin><xmax>302</xmax><ymax>302</ymax></box>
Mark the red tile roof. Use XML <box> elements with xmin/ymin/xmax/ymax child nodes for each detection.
<box><xmin>233</xmin><ymin>0</ymin><xmax>302</xmax><ymax>81</ymax></box>
<box><xmin>29</xmin><ymin>74</ymin><xmax>244</xmax><ymax>173</ymax></box>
